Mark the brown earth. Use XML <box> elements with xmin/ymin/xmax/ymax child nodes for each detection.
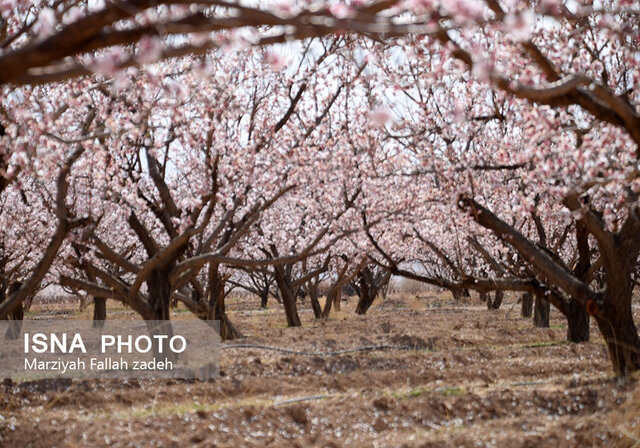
<box><xmin>1</xmin><ymin>292</ymin><xmax>639</xmax><ymax>447</ymax></box>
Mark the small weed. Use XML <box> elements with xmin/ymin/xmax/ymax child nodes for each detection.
<box><xmin>390</xmin><ymin>386</ymin><xmax>431</xmax><ymax>399</ymax></box>
<box><xmin>438</xmin><ymin>386</ymin><xmax>464</xmax><ymax>397</ymax></box>
<box><xmin>521</xmin><ymin>340</ymin><xmax>564</xmax><ymax>348</ymax></box>
<box><xmin>171</xmin><ymin>308</ymin><xmax>191</xmax><ymax>314</ymax></box>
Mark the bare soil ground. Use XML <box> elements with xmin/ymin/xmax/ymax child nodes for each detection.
<box><xmin>1</xmin><ymin>293</ymin><xmax>639</xmax><ymax>447</ymax></box>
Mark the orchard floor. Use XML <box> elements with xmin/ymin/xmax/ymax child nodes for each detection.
<box><xmin>1</xmin><ymin>293</ymin><xmax>640</xmax><ymax>448</ymax></box>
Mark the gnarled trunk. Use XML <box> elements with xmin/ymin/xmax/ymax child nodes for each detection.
<box><xmin>274</xmin><ymin>266</ymin><xmax>301</xmax><ymax>327</ymax></box>
<box><xmin>353</xmin><ymin>266</ymin><xmax>391</xmax><ymax>315</ymax></box>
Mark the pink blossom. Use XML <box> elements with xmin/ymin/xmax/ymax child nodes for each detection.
<box><xmin>190</xmin><ymin>33</ymin><xmax>210</xmax><ymax>47</ymax></box>
<box><xmin>137</xmin><ymin>35</ymin><xmax>163</xmax><ymax>64</ymax></box>
<box><xmin>402</xmin><ymin>0</ymin><xmax>434</xmax><ymax>15</ymax></box>
<box><xmin>370</xmin><ymin>108</ymin><xmax>391</xmax><ymax>127</ymax></box>
<box><xmin>274</xmin><ymin>2</ymin><xmax>299</xmax><ymax>18</ymax></box>
<box><xmin>38</xmin><ymin>7</ymin><xmax>56</xmax><ymax>36</ymax></box>
<box><xmin>63</xmin><ymin>6</ymin><xmax>83</xmax><ymax>25</ymax></box>
<box><xmin>92</xmin><ymin>48</ymin><xmax>125</xmax><ymax>77</ymax></box>
<box><xmin>264</xmin><ymin>50</ymin><xmax>289</xmax><ymax>71</ymax></box>
<box><xmin>329</xmin><ymin>3</ymin><xmax>354</xmax><ymax>19</ymax></box>
<box><xmin>504</xmin><ymin>10</ymin><xmax>535</xmax><ymax>42</ymax></box>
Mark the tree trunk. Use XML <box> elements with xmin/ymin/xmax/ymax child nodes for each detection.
<box><xmin>453</xmin><ymin>288</ymin><xmax>471</xmax><ymax>299</ymax></box>
<box><xmin>274</xmin><ymin>267</ymin><xmax>301</xmax><ymax>327</ymax></box>
<box><xmin>533</xmin><ymin>294</ymin><xmax>550</xmax><ymax>328</ymax></box>
<box><xmin>146</xmin><ymin>270</ymin><xmax>177</xmax><ymax>362</ymax></box>
<box><xmin>260</xmin><ymin>286</ymin><xmax>269</xmax><ymax>309</ymax></box>
<box><xmin>565</xmin><ymin>299</ymin><xmax>589</xmax><ymax>343</ymax></box>
<box><xmin>486</xmin><ymin>291</ymin><xmax>503</xmax><ymax>310</ymax></box>
<box><xmin>380</xmin><ymin>281</ymin><xmax>390</xmax><ymax>301</ymax></box>
<box><xmin>322</xmin><ymin>289</ymin><xmax>336</xmax><ymax>318</ymax></box>
<box><xmin>354</xmin><ymin>273</ymin><xmax>376</xmax><ymax>315</ymax></box>
<box><xmin>309</xmin><ymin>288</ymin><xmax>323</xmax><ymax>319</ymax></box>
<box><xmin>322</xmin><ymin>287</ymin><xmax>343</xmax><ymax>318</ymax></box>
<box><xmin>333</xmin><ymin>290</ymin><xmax>341</xmax><ymax>311</ymax></box>
<box><xmin>149</xmin><ymin>270</ymin><xmax>171</xmax><ymax>320</ymax></box>
<box><xmin>3</xmin><ymin>281</ymin><xmax>24</xmax><ymax>340</ymax></box>
<box><xmin>593</xmin><ymin>285</ymin><xmax>640</xmax><ymax>376</ymax></box>
<box><xmin>271</xmin><ymin>288</ymin><xmax>282</xmax><ymax>304</ymax></box>
<box><xmin>93</xmin><ymin>297</ymin><xmax>106</xmax><ymax>328</ymax></box>
<box><xmin>355</xmin><ymin>294</ymin><xmax>374</xmax><ymax>314</ymax></box>
<box><xmin>209</xmin><ymin>266</ymin><xmax>241</xmax><ymax>341</ymax></box>
<box><xmin>144</xmin><ymin>320</ymin><xmax>178</xmax><ymax>363</ymax></box>
<box><xmin>303</xmin><ymin>277</ymin><xmax>323</xmax><ymax>319</ymax></box>
<box><xmin>521</xmin><ymin>292</ymin><xmax>533</xmax><ymax>318</ymax></box>
<box><xmin>353</xmin><ymin>267</ymin><xmax>390</xmax><ymax>315</ymax></box>
<box><xmin>4</xmin><ymin>305</ymin><xmax>23</xmax><ymax>340</ymax></box>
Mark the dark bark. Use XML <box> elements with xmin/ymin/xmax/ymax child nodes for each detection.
<box><xmin>307</xmin><ymin>286</ymin><xmax>323</xmax><ymax>319</ymax></box>
<box><xmin>92</xmin><ymin>297</ymin><xmax>106</xmax><ymax>328</ymax></box>
<box><xmin>322</xmin><ymin>267</ymin><xmax>351</xmax><ymax>318</ymax></box>
<box><xmin>148</xmin><ymin>269</ymin><xmax>172</xmax><ymax>320</ymax></box>
<box><xmin>486</xmin><ymin>290</ymin><xmax>503</xmax><ymax>310</ymax></box>
<box><xmin>333</xmin><ymin>289</ymin><xmax>342</xmax><ymax>312</ymax></box>
<box><xmin>562</xmin><ymin>221</ymin><xmax>590</xmax><ymax>342</ymax></box>
<box><xmin>521</xmin><ymin>292</ymin><xmax>533</xmax><ymax>318</ymax></box>
<box><xmin>451</xmin><ymin>288</ymin><xmax>465</xmax><ymax>300</ymax></box>
<box><xmin>209</xmin><ymin>266</ymin><xmax>241</xmax><ymax>341</ymax></box>
<box><xmin>260</xmin><ymin>285</ymin><xmax>269</xmax><ymax>308</ymax></box>
<box><xmin>3</xmin><ymin>281</ymin><xmax>24</xmax><ymax>340</ymax></box>
<box><xmin>565</xmin><ymin>299</ymin><xmax>589</xmax><ymax>342</ymax></box>
<box><xmin>274</xmin><ymin>266</ymin><xmax>301</xmax><ymax>327</ymax></box>
<box><xmin>592</xmin><ymin>283</ymin><xmax>640</xmax><ymax>375</ymax></box>
<box><xmin>533</xmin><ymin>294</ymin><xmax>550</xmax><ymax>328</ymax></box>
<box><xmin>322</xmin><ymin>288</ymin><xmax>340</xmax><ymax>318</ymax></box>
<box><xmin>353</xmin><ymin>266</ymin><xmax>391</xmax><ymax>315</ymax></box>
<box><xmin>355</xmin><ymin>292</ymin><xmax>375</xmax><ymax>314</ymax></box>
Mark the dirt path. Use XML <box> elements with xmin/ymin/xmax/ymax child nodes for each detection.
<box><xmin>1</xmin><ymin>294</ymin><xmax>638</xmax><ymax>447</ymax></box>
